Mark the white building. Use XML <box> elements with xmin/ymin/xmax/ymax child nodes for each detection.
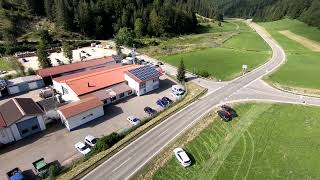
<box><xmin>57</xmin><ymin>97</ymin><xmax>104</xmax><ymax>131</ymax></box>
<box><xmin>124</xmin><ymin>65</ymin><xmax>161</xmax><ymax>96</ymax></box>
<box><xmin>0</xmin><ymin>98</ymin><xmax>45</xmax><ymax>145</ymax></box>
<box><xmin>4</xmin><ymin>75</ymin><xmax>45</xmax><ymax>95</ymax></box>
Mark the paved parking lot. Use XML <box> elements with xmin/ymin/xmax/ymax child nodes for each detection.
<box><xmin>18</xmin><ymin>46</ymin><xmax>116</xmax><ymax>70</ymax></box>
<box><xmin>0</xmin><ymin>75</ymin><xmax>176</xmax><ymax>179</ymax></box>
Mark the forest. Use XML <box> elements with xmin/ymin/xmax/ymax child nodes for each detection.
<box><xmin>210</xmin><ymin>0</ymin><xmax>320</xmax><ymax>28</ymax></box>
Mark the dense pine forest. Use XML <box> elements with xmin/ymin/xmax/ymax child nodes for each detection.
<box><xmin>0</xmin><ymin>0</ymin><xmax>215</xmax><ymax>40</ymax></box>
<box><xmin>211</xmin><ymin>0</ymin><xmax>320</xmax><ymax>28</ymax></box>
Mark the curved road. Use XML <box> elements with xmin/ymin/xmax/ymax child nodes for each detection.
<box><xmin>82</xmin><ymin>22</ymin><xmax>286</xmax><ymax>180</ymax></box>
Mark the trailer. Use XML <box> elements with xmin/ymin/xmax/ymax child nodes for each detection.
<box><xmin>6</xmin><ymin>168</ymin><xmax>24</xmax><ymax>180</ymax></box>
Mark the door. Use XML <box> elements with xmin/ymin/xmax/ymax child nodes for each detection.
<box><xmin>16</xmin><ymin>117</ymin><xmax>41</xmax><ymax>138</ymax></box>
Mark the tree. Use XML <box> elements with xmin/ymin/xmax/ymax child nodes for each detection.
<box><xmin>62</xmin><ymin>41</ymin><xmax>73</xmax><ymax>63</ymax></box>
<box><xmin>115</xmin><ymin>27</ymin><xmax>134</xmax><ymax>47</ymax></box>
<box><xmin>27</xmin><ymin>68</ymin><xmax>35</xmax><ymax>75</ymax></box>
<box><xmin>54</xmin><ymin>0</ymin><xmax>73</xmax><ymax>30</ymax></box>
<box><xmin>44</xmin><ymin>0</ymin><xmax>54</xmax><ymax>19</ymax></box>
<box><xmin>37</xmin><ymin>41</ymin><xmax>52</xmax><ymax>68</ymax></box>
<box><xmin>8</xmin><ymin>57</ymin><xmax>25</xmax><ymax>76</ymax></box>
<box><xmin>134</xmin><ymin>18</ymin><xmax>144</xmax><ymax>37</ymax></box>
<box><xmin>149</xmin><ymin>8</ymin><xmax>165</xmax><ymax>36</ymax></box>
<box><xmin>38</xmin><ymin>30</ymin><xmax>52</xmax><ymax>45</ymax></box>
<box><xmin>177</xmin><ymin>59</ymin><xmax>186</xmax><ymax>82</ymax></box>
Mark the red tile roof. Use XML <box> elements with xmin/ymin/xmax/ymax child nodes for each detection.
<box><xmin>60</xmin><ymin>65</ymin><xmax>140</xmax><ymax>96</ymax></box>
<box><xmin>0</xmin><ymin>113</ymin><xmax>6</xmax><ymax>128</ymax></box>
<box><xmin>54</xmin><ymin>64</ymin><xmax>122</xmax><ymax>82</ymax></box>
<box><xmin>58</xmin><ymin>97</ymin><xmax>103</xmax><ymax>119</ymax></box>
<box><xmin>36</xmin><ymin>56</ymin><xmax>114</xmax><ymax>77</ymax></box>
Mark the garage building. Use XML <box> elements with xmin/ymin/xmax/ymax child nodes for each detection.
<box><xmin>57</xmin><ymin>97</ymin><xmax>104</xmax><ymax>131</ymax></box>
<box><xmin>0</xmin><ymin>98</ymin><xmax>46</xmax><ymax>145</ymax></box>
<box><xmin>5</xmin><ymin>75</ymin><xmax>44</xmax><ymax>95</ymax></box>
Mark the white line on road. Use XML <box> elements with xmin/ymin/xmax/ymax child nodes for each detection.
<box><xmin>112</xmin><ymin>157</ymin><xmax>132</xmax><ymax>172</ymax></box>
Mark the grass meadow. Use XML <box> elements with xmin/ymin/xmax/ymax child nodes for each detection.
<box><xmin>260</xmin><ymin>19</ymin><xmax>320</xmax><ymax>93</ymax></box>
<box><xmin>152</xmin><ymin>103</ymin><xmax>320</xmax><ymax>180</ymax></box>
<box><xmin>160</xmin><ymin>20</ymin><xmax>270</xmax><ymax>80</ymax></box>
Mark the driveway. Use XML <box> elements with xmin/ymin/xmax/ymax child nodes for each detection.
<box><xmin>0</xmin><ymin>75</ymin><xmax>176</xmax><ymax>179</ymax></box>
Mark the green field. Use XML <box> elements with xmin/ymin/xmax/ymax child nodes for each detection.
<box><xmin>0</xmin><ymin>58</ymin><xmax>13</xmax><ymax>71</ymax></box>
<box><xmin>152</xmin><ymin>103</ymin><xmax>320</xmax><ymax>180</ymax></box>
<box><xmin>260</xmin><ymin>19</ymin><xmax>320</xmax><ymax>93</ymax></box>
<box><xmin>160</xmin><ymin>20</ymin><xmax>270</xmax><ymax>80</ymax></box>
<box><xmin>161</xmin><ymin>48</ymin><xmax>269</xmax><ymax>80</ymax></box>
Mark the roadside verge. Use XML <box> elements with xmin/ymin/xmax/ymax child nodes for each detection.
<box><xmin>56</xmin><ymin>82</ymin><xmax>207</xmax><ymax>180</ymax></box>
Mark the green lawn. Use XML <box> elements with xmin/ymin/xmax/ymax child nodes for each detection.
<box><xmin>160</xmin><ymin>20</ymin><xmax>270</xmax><ymax>80</ymax></box>
<box><xmin>161</xmin><ymin>48</ymin><xmax>270</xmax><ymax>80</ymax></box>
<box><xmin>153</xmin><ymin>103</ymin><xmax>320</xmax><ymax>180</ymax></box>
<box><xmin>0</xmin><ymin>58</ymin><xmax>13</xmax><ymax>71</ymax></box>
<box><xmin>260</xmin><ymin>19</ymin><xmax>320</xmax><ymax>92</ymax></box>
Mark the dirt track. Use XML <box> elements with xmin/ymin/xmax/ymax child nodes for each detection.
<box><xmin>279</xmin><ymin>30</ymin><xmax>320</xmax><ymax>52</ymax></box>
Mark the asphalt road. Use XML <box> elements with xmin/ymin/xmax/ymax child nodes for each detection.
<box><xmin>82</xmin><ymin>22</ymin><xmax>288</xmax><ymax>180</ymax></box>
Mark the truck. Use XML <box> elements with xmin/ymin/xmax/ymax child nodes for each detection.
<box><xmin>32</xmin><ymin>158</ymin><xmax>49</xmax><ymax>178</ymax></box>
<box><xmin>6</xmin><ymin>168</ymin><xmax>24</xmax><ymax>180</ymax></box>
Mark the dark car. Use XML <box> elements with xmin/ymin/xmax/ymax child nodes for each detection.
<box><xmin>162</xmin><ymin>97</ymin><xmax>173</xmax><ymax>104</ymax></box>
<box><xmin>221</xmin><ymin>105</ymin><xmax>238</xmax><ymax>117</ymax></box>
<box><xmin>157</xmin><ymin>99</ymin><xmax>168</xmax><ymax>108</ymax></box>
<box><xmin>157</xmin><ymin>62</ymin><xmax>164</xmax><ymax>65</ymax></box>
<box><xmin>144</xmin><ymin>107</ymin><xmax>157</xmax><ymax>116</ymax></box>
<box><xmin>217</xmin><ymin>110</ymin><xmax>232</xmax><ymax>121</ymax></box>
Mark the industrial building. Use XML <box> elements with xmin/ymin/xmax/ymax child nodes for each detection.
<box><xmin>0</xmin><ymin>98</ymin><xmax>45</xmax><ymax>145</ymax></box>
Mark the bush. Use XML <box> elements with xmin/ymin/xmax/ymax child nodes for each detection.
<box><xmin>92</xmin><ymin>132</ymin><xmax>124</xmax><ymax>154</ymax></box>
<box><xmin>48</xmin><ymin>165</ymin><xmax>58</xmax><ymax>180</ymax></box>
<box><xmin>194</xmin><ymin>70</ymin><xmax>210</xmax><ymax>78</ymax></box>
<box><xmin>27</xmin><ymin>68</ymin><xmax>35</xmax><ymax>75</ymax></box>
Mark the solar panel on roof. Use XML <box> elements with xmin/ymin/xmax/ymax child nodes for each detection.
<box><xmin>128</xmin><ymin>65</ymin><xmax>161</xmax><ymax>81</ymax></box>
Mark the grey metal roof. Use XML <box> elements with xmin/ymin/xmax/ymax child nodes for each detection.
<box><xmin>7</xmin><ymin>75</ymin><xmax>43</xmax><ymax>87</ymax></box>
<box><xmin>128</xmin><ymin>65</ymin><xmax>161</xmax><ymax>82</ymax></box>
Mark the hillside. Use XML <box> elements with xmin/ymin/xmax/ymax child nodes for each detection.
<box><xmin>210</xmin><ymin>0</ymin><xmax>320</xmax><ymax>28</ymax></box>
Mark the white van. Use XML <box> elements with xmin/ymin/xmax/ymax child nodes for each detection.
<box><xmin>172</xmin><ymin>85</ymin><xmax>185</xmax><ymax>96</ymax></box>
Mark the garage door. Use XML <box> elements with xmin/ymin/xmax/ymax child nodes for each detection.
<box><xmin>28</xmin><ymin>82</ymin><xmax>38</xmax><ymax>90</ymax></box>
<box><xmin>16</xmin><ymin>117</ymin><xmax>41</xmax><ymax>138</ymax></box>
<box><xmin>8</xmin><ymin>86</ymin><xmax>20</xmax><ymax>94</ymax></box>
<box><xmin>18</xmin><ymin>83</ymin><xmax>30</xmax><ymax>92</ymax></box>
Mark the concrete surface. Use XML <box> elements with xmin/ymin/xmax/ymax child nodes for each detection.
<box><xmin>0</xmin><ymin>76</ymin><xmax>176</xmax><ymax>179</ymax></box>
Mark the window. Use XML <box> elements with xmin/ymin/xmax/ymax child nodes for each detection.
<box><xmin>111</xmin><ymin>96</ymin><xmax>117</xmax><ymax>102</ymax></box>
<box><xmin>62</xmin><ymin>86</ymin><xmax>69</xmax><ymax>95</ymax></box>
<box><xmin>128</xmin><ymin>90</ymin><xmax>132</xmax><ymax>95</ymax></box>
<box><xmin>32</xmin><ymin>125</ymin><xmax>39</xmax><ymax>130</ymax></box>
<box><xmin>140</xmin><ymin>83</ymin><xmax>146</xmax><ymax>88</ymax></box>
<box><xmin>82</xmin><ymin>113</ymin><xmax>93</xmax><ymax>120</ymax></box>
<box><xmin>119</xmin><ymin>93</ymin><xmax>125</xmax><ymax>98</ymax></box>
<box><xmin>21</xmin><ymin>129</ymin><xmax>29</xmax><ymax>134</ymax></box>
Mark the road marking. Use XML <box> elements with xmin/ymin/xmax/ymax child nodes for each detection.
<box><xmin>112</xmin><ymin>157</ymin><xmax>132</xmax><ymax>172</ymax></box>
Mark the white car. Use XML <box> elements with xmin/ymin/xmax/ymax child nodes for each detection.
<box><xmin>127</xmin><ymin>116</ymin><xmax>141</xmax><ymax>126</ymax></box>
<box><xmin>84</xmin><ymin>135</ymin><xmax>97</xmax><ymax>147</ymax></box>
<box><xmin>172</xmin><ymin>85</ymin><xmax>185</xmax><ymax>96</ymax></box>
<box><xmin>174</xmin><ymin>148</ymin><xmax>191</xmax><ymax>167</ymax></box>
<box><xmin>74</xmin><ymin>142</ymin><xmax>91</xmax><ymax>155</ymax></box>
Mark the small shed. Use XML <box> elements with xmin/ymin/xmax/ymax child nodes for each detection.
<box><xmin>6</xmin><ymin>75</ymin><xmax>44</xmax><ymax>95</ymax></box>
<box><xmin>57</xmin><ymin>97</ymin><xmax>104</xmax><ymax>131</ymax></box>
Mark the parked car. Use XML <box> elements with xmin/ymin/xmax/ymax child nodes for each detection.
<box><xmin>221</xmin><ymin>105</ymin><xmax>238</xmax><ymax>117</ymax></box>
<box><xmin>157</xmin><ymin>99</ymin><xmax>168</xmax><ymax>108</ymax></box>
<box><xmin>75</xmin><ymin>142</ymin><xmax>91</xmax><ymax>155</ymax></box>
<box><xmin>7</xmin><ymin>168</ymin><xmax>24</xmax><ymax>180</ymax></box>
<box><xmin>172</xmin><ymin>85</ymin><xmax>185</xmax><ymax>96</ymax></box>
<box><xmin>86</xmin><ymin>53</ymin><xmax>91</xmax><ymax>56</ymax></box>
<box><xmin>157</xmin><ymin>61</ymin><xmax>164</xmax><ymax>65</ymax></box>
<box><xmin>0</xmin><ymin>70</ymin><xmax>8</xmax><ymax>75</ymax></box>
<box><xmin>39</xmin><ymin>87</ymin><xmax>54</xmax><ymax>99</ymax></box>
<box><xmin>22</xmin><ymin>58</ymin><xmax>28</xmax><ymax>62</ymax></box>
<box><xmin>173</xmin><ymin>148</ymin><xmax>191</xmax><ymax>167</ymax></box>
<box><xmin>162</xmin><ymin>97</ymin><xmax>173</xmax><ymax>104</ymax></box>
<box><xmin>127</xmin><ymin>116</ymin><xmax>141</xmax><ymax>126</ymax></box>
<box><xmin>32</xmin><ymin>158</ymin><xmax>49</xmax><ymax>178</ymax></box>
<box><xmin>81</xmin><ymin>50</ymin><xmax>86</xmax><ymax>53</ymax></box>
<box><xmin>144</xmin><ymin>107</ymin><xmax>157</xmax><ymax>116</ymax></box>
<box><xmin>84</xmin><ymin>135</ymin><xmax>97</xmax><ymax>147</ymax></box>
<box><xmin>217</xmin><ymin>110</ymin><xmax>232</xmax><ymax>121</ymax></box>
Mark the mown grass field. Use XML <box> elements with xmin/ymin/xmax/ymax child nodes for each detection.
<box><xmin>0</xmin><ymin>58</ymin><xmax>13</xmax><ymax>71</ymax></box>
<box><xmin>160</xmin><ymin>20</ymin><xmax>270</xmax><ymax>80</ymax></box>
<box><xmin>260</xmin><ymin>19</ymin><xmax>320</xmax><ymax>93</ymax></box>
<box><xmin>152</xmin><ymin>103</ymin><xmax>320</xmax><ymax>180</ymax></box>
